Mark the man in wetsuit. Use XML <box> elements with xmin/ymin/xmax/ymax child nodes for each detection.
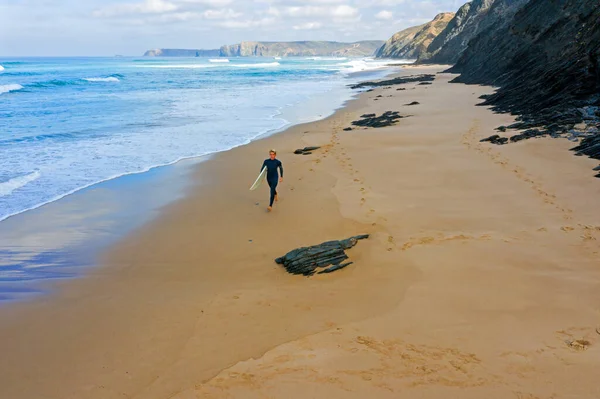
<box><xmin>260</xmin><ymin>149</ymin><xmax>283</xmax><ymax>212</ymax></box>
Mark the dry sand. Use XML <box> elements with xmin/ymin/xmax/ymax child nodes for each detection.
<box><xmin>1</xmin><ymin>66</ymin><xmax>599</xmax><ymax>399</ymax></box>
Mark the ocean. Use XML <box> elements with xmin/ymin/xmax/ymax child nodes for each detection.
<box><xmin>0</xmin><ymin>56</ymin><xmax>400</xmax><ymax>223</ymax></box>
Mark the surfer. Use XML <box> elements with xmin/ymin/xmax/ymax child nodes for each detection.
<box><xmin>261</xmin><ymin>149</ymin><xmax>284</xmax><ymax>212</ymax></box>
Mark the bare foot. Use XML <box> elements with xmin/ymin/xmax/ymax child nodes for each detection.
<box><xmin>275</xmin><ymin>194</ymin><xmax>279</xmax><ymax>202</ymax></box>
<box><xmin>267</xmin><ymin>206</ymin><xmax>272</xmax><ymax>212</ymax></box>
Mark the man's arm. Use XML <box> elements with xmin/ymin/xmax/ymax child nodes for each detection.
<box><xmin>261</xmin><ymin>160</ymin><xmax>267</xmax><ymax>173</ymax></box>
<box><xmin>278</xmin><ymin>160</ymin><xmax>283</xmax><ymax>179</ymax></box>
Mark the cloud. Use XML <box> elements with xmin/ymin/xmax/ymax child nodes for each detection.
<box><xmin>293</xmin><ymin>22</ymin><xmax>323</xmax><ymax>30</ymax></box>
<box><xmin>93</xmin><ymin>0</ymin><xmax>178</xmax><ymax>17</ymax></box>
<box><xmin>2</xmin><ymin>0</ymin><xmax>462</xmax><ymax>56</ymax></box>
<box><xmin>375</xmin><ymin>10</ymin><xmax>393</xmax><ymax>20</ymax></box>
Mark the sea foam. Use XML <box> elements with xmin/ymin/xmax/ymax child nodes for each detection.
<box><xmin>0</xmin><ymin>171</ymin><xmax>41</xmax><ymax>197</ymax></box>
<box><xmin>209</xmin><ymin>59</ymin><xmax>229</xmax><ymax>63</ymax></box>
<box><xmin>0</xmin><ymin>84</ymin><xmax>24</xmax><ymax>94</ymax></box>
<box><xmin>0</xmin><ymin>65</ymin><xmax>4</xmax><ymax>72</ymax></box>
<box><xmin>83</xmin><ymin>77</ymin><xmax>120</xmax><ymax>82</ymax></box>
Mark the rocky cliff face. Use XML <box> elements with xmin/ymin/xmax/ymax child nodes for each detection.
<box><xmin>144</xmin><ymin>49</ymin><xmax>220</xmax><ymax>57</ymax></box>
<box><xmin>451</xmin><ymin>0</ymin><xmax>599</xmax><ymax>123</ymax></box>
<box><xmin>417</xmin><ymin>0</ymin><xmax>497</xmax><ymax>64</ymax></box>
<box><xmin>450</xmin><ymin>0</ymin><xmax>600</xmax><ymax>174</ymax></box>
<box><xmin>219</xmin><ymin>41</ymin><xmax>384</xmax><ymax>57</ymax></box>
<box><xmin>375</xmin><ymin>13</ymin><xmax>455</xmax><ymax>59</ymax></box>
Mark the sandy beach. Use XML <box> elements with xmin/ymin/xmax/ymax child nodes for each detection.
<box><xmin>1</xmin><ymin>65</ymin><xmax>600</xmax><ymax>398</ymax></box>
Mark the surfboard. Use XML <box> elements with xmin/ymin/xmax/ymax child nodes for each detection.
<box><xmin>250</xmin><ymin>167</ymin><xmax>267</xmax><ymax>191</ymax></box>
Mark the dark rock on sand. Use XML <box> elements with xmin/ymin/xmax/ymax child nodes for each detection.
<box><xmin>275</xmin><ymin>235</ymin><xmax>369</xmax><ymax>276</ymax></box>
<box><xmin>350</xmin><ymin>74</ymin><xmax>435</xmax><ymax>90</ymax></box>
<box><xmin>571</xmin><ymin>134</ymin><xmax>600</xmax><ymax>161</ymax></box>
<box><xmin>361</xmin><ymin>114</ymin><xmax>376</xmax><ymax>118</ymax></box>
<box><xmin>294</xmin><ymin>146</ymin><xmax>320</xmax><ymax>155</ymax></box>
<box><xmin>496</xmin><ymin>126</ymin><xmax>507</xmax><ymax>132</ymax></box>
<box><xmin>396</xmin><ymin>88</ymin><xmax>406</xmax><ymax>91</ymax></box>
<box><xmin>405</xmin><ymin>101</ymin><xmax>420</xmax><ymax>106</ymax></box>
<box><xmin>343</xmin><ymin>127</ymin><xmax>353</xmax><ymax>131</ymax></box>
<box><xmin>480</xmin><ymin>134</ymin><xmax>508</xmax><ymax>145</ymax></box>
<box><xmin>351</xmin><ymin>111</ymin><xmax>406</xmax><ymax>129</ymax></box>
<box><xmin>510</xmin><ymin>129</ymin><xmax>546</xmax><ymax>143</ymax></box>
<box><xmin>418</xmin><ymin>82</ymin><xmax>432</xmax><ymax>85</ymax></box>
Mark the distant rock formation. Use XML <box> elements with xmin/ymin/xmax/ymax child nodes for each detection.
<box><xmin>144</xmin><ymin>49</ymin><xmax>221</xmax><ymax>57</ymax></box>
<box><xmin>218</xmin><ymin>41</ymin><xmax>384</xmax><ymax>57</ymax></box>
<box><xmin>375</xmin><ymin>12</ymin><xmax>455</xmax><ymax>59</ymax></box>
<box><xmin>418</xmin><ymin>0</ymin><xmax>528</xmax><ymax>64</ymax></box>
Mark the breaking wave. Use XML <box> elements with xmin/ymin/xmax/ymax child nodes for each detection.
<box><xmin>0</xmin><ymin>171</ymin><xmax>41</xmax><ymax>197</ymax></box>
<box><xmin>0</xmin><ymin>84</ymin><xmax>23</xmax><ymax>94</ymax></box>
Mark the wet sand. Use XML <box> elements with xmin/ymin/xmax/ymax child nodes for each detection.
<box><xmin>1</xmin><ymin>66</ymin><xmax>599</xmax><ymax>399</ymax></box>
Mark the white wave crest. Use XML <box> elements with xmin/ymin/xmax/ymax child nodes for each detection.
<box><xmin>209</xmin><ymin>58</ymin><xmax>229</xmax><ymax>63</ymax></box>
<box><xmin>0</xmin><ymin>65</ymin><xmax>4</xmax><ymax>72</ymax></box>
<box><xmin>338</xmin><ymin>59</ymin><xmax>410</xmax><ymax>74</ymax></box>
<box><xmin>306</xmin><ymin>57</ymin><xmax>347</xmax><ymax>61</ymax></box>
<box><xmin>0</xmin><ymin>84</ymin><xmax>24</xmax><ymax>94</ymax></box>
<box><xmin>84</xmin><ymin>77</ymin><xmax>120</xmax><ymax>82</ymax></box>
<box><xmin>135</xmin><ymin>64</ymin><xmax>215</xmax><ymax>69</ymax></box>
<box><xmin>0</xmin><ymin>171</ymin><xmax>41</xmax><ymax>197</ymax></box>
<box><xmin>230</xmin><ymin>62</ymin><xmax>280</xmax><ymax>68</ymax></box>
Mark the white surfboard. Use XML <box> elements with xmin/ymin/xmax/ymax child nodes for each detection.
<box><xmin>250</xmin><ymin>167</ymin><xmax>267</xmax><ymax>191</ymax></box>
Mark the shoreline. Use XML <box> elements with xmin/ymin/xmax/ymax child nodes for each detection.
<box><xmin>0</xmin><ymin>65</ymin><xmax>396</xmax><ymax>301</ymax></box>
<box><xmin>1</xmin><ymin>65</ymin><xmax>600</xmax><ymax>399</ymax></box>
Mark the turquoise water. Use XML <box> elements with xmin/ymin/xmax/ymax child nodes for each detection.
<box><xmin>0</xmin><ymin>56</ymin><xmax>398</xmax><ymax>223</ymax></box>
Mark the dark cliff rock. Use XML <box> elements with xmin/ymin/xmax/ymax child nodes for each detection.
<box><xmin>451</xmin><ymin>0</ymin><xmax>600</xmax><ymax>127</ymax></box>
<box><xmin>375</xmin><ymin>13</ymin><xmax>455</xmax><ymax>59</ymax></box>
<box><xmin>449</xmin><ymin>0</ymin><xmax>600</xmax><ymax>175</ymax></box>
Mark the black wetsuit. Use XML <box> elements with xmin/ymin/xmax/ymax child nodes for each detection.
<box><xmin>261</xmin><ymin>158</ymin><xmax>283</xmax><ymax>206</ymax></box>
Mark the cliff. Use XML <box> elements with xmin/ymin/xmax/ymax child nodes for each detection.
<box><xmin>144</xmin><ymin>49</ymin><xmax>221</xmax><ymax>57</ymax></box>
<box><xmin>419</xmin><ymin>0</ymin><xmax>528</xmax><ymax>64</ymax></box>
<box><xmin>449</xmin><ymin>0</ymin><xmax>600</xmax><ymax>175</ymax></box>
<box><xmin>375</xmin><ymin>13</ymin><xmax>455</xmax><ymax>59</ymax></box>
<box><xmin>218</xmin><ymin>41</ymin><xmax>384</xmax><ymax>57</ymax></box>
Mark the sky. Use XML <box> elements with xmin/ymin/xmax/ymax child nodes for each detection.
<box><xmin>0</xmin><ymin>0</ymin><xmax>463</xmax><ymax>56</ymax></box>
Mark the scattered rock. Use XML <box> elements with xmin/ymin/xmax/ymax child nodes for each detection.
<box><xmin>396</xmin><ymin>88</ymin><xmax>406</xmax><ymax>91</ymax></box>
<box><xmin>510</xmin><ymin>129</ymin><xmax>546</xmax><ymax>142</ymax></box>
<box><xmin>405</xmin><ymin>101</ymin><xmax>420</xmax><ymax>106</ymax></box>
<box><xmin>351</xmin><ymin>111</ymin><xmax>406</xmax><ymax>128</ymax></box>
<box><xmin>571</xmin><ymin>133</ymin><xmax>600</xmax><ymax>177</ymax></box>
<box><xmin>593</xmin><ymin>165</ymin><xmax>600</xmax><ymax>171</ymax></box>
<box><xmin>480</xmin><ymin>134</ymin><xmax>508</xmax><ymax>145</ymax></box>
<box><xmin>496</xmin><ymin>126</ymin><xmax>507</xmax><ymax>132</ymax></box>
<box><xmin>418</xmin><ymin>82</ymin><xmax>432</xmax><ymax>85</ymax></box>
<box><xmin>350</xmin><ymin>74</ymin><xmax>435</xmax><ymax>90</ymax></box>
<box><xmin>294</xmin><ymin>146</ymin><xmax>320</xmax><ymax>155</ymax></box>
<box><xmin>343</xmin><ymin>127</ymin><xmax>353</xmax><ymax>131</ymax></box>
<box><xmin>361</xmin><ymin>114</ymin><xmax>376</xmax><ymax>118</ymax></box>
<box><xmin>275</xmin><ymin>235</ymin><xmax>369</xmax><ymax>276</ymax></box>
<box><xmin>376</xmin><ymin>95</ymin><xmax>383</xmax><ymax>98</ymax></box>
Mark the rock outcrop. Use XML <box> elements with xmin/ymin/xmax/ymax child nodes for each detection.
<box><xmin>219</xmin><ymin>41</ymin><xmax>384</xmax><ymax>57</ymax></box>
<box><xmin>144</xmin><ymin>49</ymin><xmax>220</xmax><ymax>57</ymax></box>
<box><xmin>375</xmin><ymin>12</ymin><xmax>455</xmax><ymax>59</ymax></box>
<box><xmin>448</xmin><ymin>0</ymin><xmax>600</xmax><ymax>175</ymax></box>
<box><xmin>416</xmin><ymin>0</ymin><xmax>529</xmax><ymax>64</ymax></box>
<box><xmin>451</xmin><ymin>0</ymin><xmax>599</xmax><ymax>128</ymax></box>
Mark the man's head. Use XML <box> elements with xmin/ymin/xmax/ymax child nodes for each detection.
<box><xmin>269</xmin><ymin>149</ymin><xmax>276</xmax><ymax>160</ymax></box>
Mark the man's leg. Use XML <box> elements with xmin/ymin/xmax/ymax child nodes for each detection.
<box><xmin>268</xmin><ymin>179</ymin><xmax>278</xmax><ymax>208</ymax></box>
